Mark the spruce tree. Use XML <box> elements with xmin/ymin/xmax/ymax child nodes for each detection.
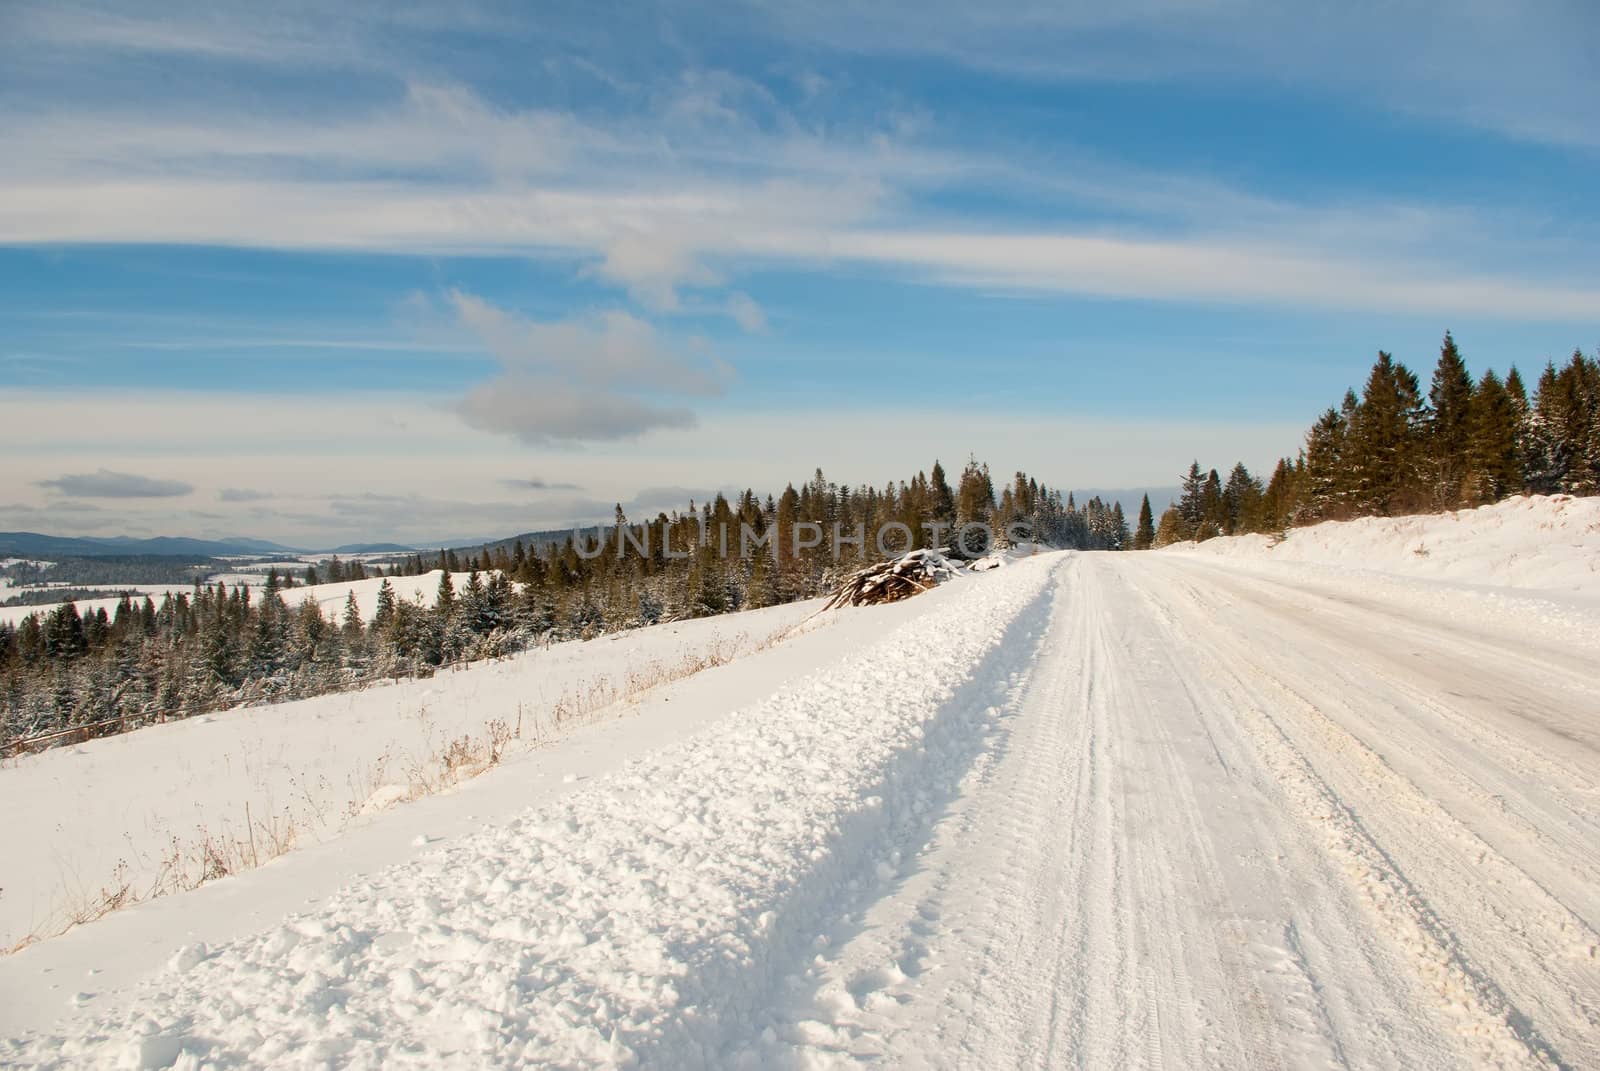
<box><xmin>1505</xmin><ymin>366</ymin><xmax>1534</xmax><ymax>491</ymax></box>
<box><xmin>1177</xmin><ymin>462</ymin><xmax>1205</xmax><ymax>530</ymax></box>
<box><xmin>341</xmin><ymin>591</ymin><xmax>364</xmax><ymax>639</ymax></box>
<box><xmin>1426</xmin><ymin>331</ymin><xmax>1475</xmax><ymax>507</ymax></box>
<box><xmin>1465</xmin><ymin>370</ymin><xmax>1520</xmax><ymax>503</ymax></box>
<box><xmin>435</xmin><ymin>569</ymin><xmax>456</xmax><ymax>616</ymax></box>
<box><xmin>373</xmin><ymin>579</ymin><xmax>397</xmax><ymax>635</ymax></box>
<box><xmin>1134</xmin><ymin>494</ymin><xmax>1155</xmax><ymax>550</ymax></box>
<box><xmin>1222</xmin><ymin>462</ymin><xmax>1262</xmax><ymax>534</ymax></box>
<box><xmin>1349</xmin><ymin>352</ymin><xmax>1424</xmax><ymax>515</ymax></box>
<box><xmin>1199</xmin><ymin>469</ymin><xmax>1225</xmax><ymax>540</ymax></box>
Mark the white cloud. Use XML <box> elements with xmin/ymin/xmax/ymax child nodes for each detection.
<box><xmin>1</xmin><ymin>6</ymin><xmax>1595</xmax><ymax>327</ymax></box>
<box><xmin>457</xmin><ymin>379</ymin><xmax>699</xmax><ymax>444</ymax></box>
<box><xmin>445</xmin><ymin>291</ymin><xmax>730</xmax><ymax>444</ymax></box>
<box><xmin>725</xmin><ymin>293</ymin><xmax>768</xmax><ymax>333</ymax></box>
<box><xmin>802</xmin><ymin>229</ymin><xmax>1600</xmax><ymax>320</ymax></box>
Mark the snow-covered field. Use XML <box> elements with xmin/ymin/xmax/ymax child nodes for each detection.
<box><xmin>0</xmin><ymin>571</ymin><xmax>468</xmax><ymax>628</ymax></box>
<box><xmin>2</xmin><ymin>499</ymin><xmax>1598</xmax><ymax>1068</ymax></box>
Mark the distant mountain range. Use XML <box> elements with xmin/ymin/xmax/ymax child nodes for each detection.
<box><xmin>0</xmin><ymin>532</ymin><xmax>420</xmax><ymax>559</ymax></box>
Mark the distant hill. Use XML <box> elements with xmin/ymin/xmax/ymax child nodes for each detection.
<box><xmin>0</xmin><ymin>532</ymin><xmax>303</xmax><ymax>559</ymax></box>
<box><xmin>326</xmin><ymin>543</ymin><xmax>417</xmax><ymax>555</ymax></box>
<box><xmin>1067</xmin><ymin>487</ymin><xmax>1180</xmax><ymax>517</ymax></box>
<box><xmin>444</xmin><ymin>526</ymin><xmax>602</xmax><ymax>559</ymax></box>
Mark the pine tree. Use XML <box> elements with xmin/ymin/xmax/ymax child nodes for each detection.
<box><xmin>1464</xmin><ymin>370</ymin><xmax>1520</xmax><ymax>503</ymax></box>
<box><xmin>1154</xmin><ymin>508</ymin><xmax>1185</xmax><ymax>547</ymax></box>
<box><xmin>955</xmin><ymin>458</ymin><xmax>995</xmax><ymax>526</ymax></box>
<box><xmin>1526</xmin><ymin>361</ymin><xmax>1572</xmax><ymax>493</ymax></box>
<box><xmin>1505</xmin><ymin>365</ymin><xmax>1533</xmax><ymax>490</ymax></box>
<box><xmin>435</xmin><ymin>569</ymin><xmax>456</xmax><ymax>616</ymax></box>
<box><xmin>1222</xmin><ymin>462</ymin><xmax>1262</xmax><ymax>534</ymax></box>
<box><xmin>1425</xmin><ymin>331</ymin><xmax>1475</xmax><ymax>507</ymax></box>
<box><xmin>1109</xmin><ymin>501</ymin><xmax>1130</xmax><ymax>549</ymax></box>
<box><xmin>373</xmin><ymin>579</ymin><xmax>397</xmax><ymax>635</ymax></box>
<box><xmin>1348</xmin><ymin>352</ymin><xmax>1424</xmax><ymax>515</ymax></box>
<box><xmin>1198</xmin><ymin>469</ymin><xmax>1225</xmax><ymax>540</ymax></box>
<box><xmin>1177</xmin><ymin>462</ymin><xmax>1205</xmax><ymax>531</ymax></box>
<box><xmin>1133</xmin><ymin>494</ymin><xmax>1155</xmax><ymax>550</ymax></box>
<box><xmin>341</xmin><ymin>591</ymin><xmax>364</xmax><ymax>639</ymax></box>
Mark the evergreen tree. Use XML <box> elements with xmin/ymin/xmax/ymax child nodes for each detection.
<box><xmin>1198</xmin><ymin>469</ymin><xmax>1225</xmax><ymax>540</ymax></box>
<box><xmin>1465</xmin><ymin>370</ymin><xmax>1520</xmax><ymax>503</ymax></box>
<box><xmin>1133</xmin><ymin>494</ymin><xmax>1155</xmax><ymax>550</ymax></box>
<box><xmin>955</xmin><ymin>458</ymin><xmax>995</xmax><ymax>526</ymax></box>
<box><xmin>1348</xmin><ymin>351</ymin><xmax>1424</xmax><ymax>515</ymax></box>
<box><xmin>1154</xmin><ymin>508</ymin><xmax>1186</xmax><ymax>547</ymax></box>
<box><xmin>435</xmin><ymin>569</ymin><xmax>456</xmax><ymax>616</ymax></box>
<box><xmin>1505</xmin><ymin>366</ymin><xmax>1534</xmax><ymax>489</ymax></box>
<box><xmin>1425</xmin><ymin>330</ymin><xmax>1475</xmax><ymax>507</ymax></box>
<box><xmin>341</xmin><ymin>591</ymin><xmax>364</xmax><ymax>640</ymax></box>
<box><xmin>1177</xmin><ymin>462</ymin><xmax>1205</xmax><ymax>531</ymax></box>
<box><xmin>373</xmin><ymin>579</ymin><xmax>397</xmax><ymax>635</ymax></box>
<box><xmin>1222</xmin><ymin>463</ymin><xmax>1262</xmax><ymax>535</ymax></box>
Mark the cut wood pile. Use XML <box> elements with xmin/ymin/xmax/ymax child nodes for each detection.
<box><xmin>823</xmin><ymin>549</ymin><xmax>960</xmax><ymax>609</ymax></box>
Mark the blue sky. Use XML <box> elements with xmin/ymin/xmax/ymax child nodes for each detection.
<box><xmin>1</xmin><ymin>1</ymin><xmax>1596</xmax><ymax>546</ymax></box>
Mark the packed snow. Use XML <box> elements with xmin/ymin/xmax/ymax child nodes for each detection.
<box><xmin>2</xmin><ymin>499</ymin><xmax>1598</xmax><ymax>1068</ymax></box>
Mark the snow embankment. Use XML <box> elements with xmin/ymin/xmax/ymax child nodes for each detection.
<box><xmin>0</xmin><ymin>598</ymin><xmax>816</xmax><ymax>952</ymax></box>
<box><xmin>1169</xmin><ymin>494</ymin><xmax>1600</xmax><ymax>596</ymax></box>
<box><xmin>1</xmin><ymin>555</ymin><xmax>1058</xmax><ymax>1068</ymax></box>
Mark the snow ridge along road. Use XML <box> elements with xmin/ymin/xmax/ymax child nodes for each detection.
<box><xmin>6</xmin><ymin>547</ymin><xmax>1599</xmax><ymax>1068</ymax></box>
<box><xmin>3</xmin><ymin>556</ymin><xmax>1060</xmax><ymax>1069</ymax></box>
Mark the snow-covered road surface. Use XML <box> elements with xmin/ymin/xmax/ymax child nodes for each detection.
<box><xmin>797</xmin><ymin>554</ymin><xmax>1598</xmax><ymax>1069</ymax></box>
<box><xmin>4</xmin><ymin>550</ymin><xmax>1598</xmax><ymax>1068</ymax></box>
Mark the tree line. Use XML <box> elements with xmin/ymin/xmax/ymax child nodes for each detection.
<box><xmin>1</xmin><ymin>459</ymin><xmax>1128</xmax><ymax>748</ymax></box>
<box><xmin>1136</xmin><ymin>334</ymin><xmax>1600</xmax><ymax>547</ymax></box>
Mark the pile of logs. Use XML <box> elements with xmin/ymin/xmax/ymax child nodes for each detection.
<box><xmin>823</xmin><ymin>549</ymin><xmax>960</xmax><ymax>609</ymax></box>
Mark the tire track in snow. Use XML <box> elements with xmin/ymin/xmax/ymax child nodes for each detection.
<box><xmin>1132</xmin><ymin>558</ymin><xmax>1588</xmax><ymax>1069</ymax></box>
<box><xmin>783</xmin><ymin>554</ymin><xmax>1450</xmax><ymax>1069</ymax></box>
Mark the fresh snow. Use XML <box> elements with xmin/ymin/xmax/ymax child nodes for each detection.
<box><xmin>0</xmin><ymin>597</ymin><xmax>823</xmax><ymax>951</ymax></box>
<box><xmin>1169</xmin><ymin>493</ymin><xmax>1600</xmax><ymax>596</ymax></box>
<box><xmin>3</xmin><ymin>498</ymin><xmax>1599</xmax><ymax>1068</ymax></box>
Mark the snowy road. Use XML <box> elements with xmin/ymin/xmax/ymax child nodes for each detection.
<box><xmin>796</xmin><ymin>554</ymin><xmax>1599</xmax><ymax>1069</ymax></box>
<box><xmin>5</xmin><ymin>551</ymin><xmax>1599</xmax><ymax>1068</ymax></box>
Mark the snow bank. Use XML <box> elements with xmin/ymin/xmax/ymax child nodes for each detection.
<box><xmin>0</xmin><ymin>556</ymin><xmax>1059</xmax><ymax>1068</ymax></box>
<box><xmin>1169</xmin><ymin>495</ymin><xmax>1600</xmax><ymax>595</ymax></box>
<box><xmin>0</xmin><ymin>598</ymin><xmax>817</xmax><ymax>951</ymax></box>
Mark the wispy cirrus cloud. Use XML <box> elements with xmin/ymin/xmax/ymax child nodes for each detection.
<box><xmin>1</xmin><ymin>77</ymin><xmax>1594</xmax><ymax>322</ymax></box>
